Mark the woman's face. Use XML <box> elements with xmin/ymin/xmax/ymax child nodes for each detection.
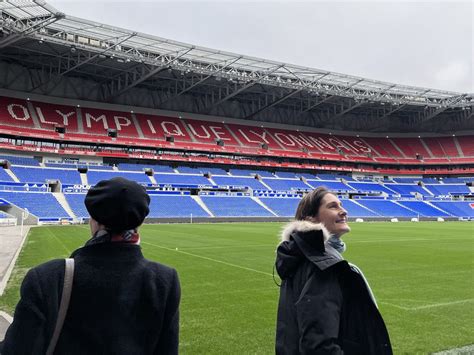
<box><xmin>312</xmin><ymin>193</ymin><xmax>350</xmax><ymax>237</ymax></box>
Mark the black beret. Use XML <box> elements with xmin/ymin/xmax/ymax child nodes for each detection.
<box><xmin>85</xmin><ymin>177</ymin><xmax>150</xmax><ymax>231</ymax></box>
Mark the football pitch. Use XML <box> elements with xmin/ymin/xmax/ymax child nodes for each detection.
<box><xmin>1</xmin><ymin>222</ymin><xmax>473</xmax><ymax>354</ymax></box>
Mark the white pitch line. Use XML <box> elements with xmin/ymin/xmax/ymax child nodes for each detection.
<box><xmin>141</xmin><ymin>241</ymin><xmax>273</xmax><ymax>277</ymax></box>
<box><xmin>381</xmin><ymin>298</ymin><xmax>474</xmax><ymax>311</ymax></box>
<box><xmin>432</xmin><ymin>344</ymin><xmax>474</xmax><ymax>355</ymax></box>
<box><xmin>176</xmin><ymin>244</ymin><xmax>272</xmax><ymax>251</ymax></box>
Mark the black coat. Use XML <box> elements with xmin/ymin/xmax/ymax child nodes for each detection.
<box><xmin>2</xmin><ymin>242</ymin><xmax>180</xmax><ymax>355</ymax></box>
<box><xmin>275</xmin><ymin>221</ymin><xmax>392</xmax><ymax>355</ymax></box>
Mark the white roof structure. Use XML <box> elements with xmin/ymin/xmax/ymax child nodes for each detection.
<box><xmin>1</xmin><ymin>0</ymin><xmax>471</xmax><ymax>109</ymax></box>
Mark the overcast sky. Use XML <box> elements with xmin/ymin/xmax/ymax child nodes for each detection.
<box><xmin>48</xmin><ymin>0</ymin><xmax>473</xmax><ymax>93</ymax></box>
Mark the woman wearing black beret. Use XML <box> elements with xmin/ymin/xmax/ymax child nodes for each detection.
<box><xmin>2</xmin><ymin>177</ymin><xmax>180</xmax><ymax>355</ymax></box>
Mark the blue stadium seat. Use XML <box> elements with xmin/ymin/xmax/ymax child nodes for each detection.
<box><xmin>274</xmin><ymin>171</ymin><xmax>297</xmax><ymax>178</ymax></box>
<box><xmin>154</xmin><ymin>173</ymin><xmax>211</xmax><ymax>186</ymax></box>
<box><xmin>118</xmin><ymin>163</ymin><xmax>173</xmax><ymax>172</ymax></box>
<box><xmin>384</xmin><ymin>183</ymin><xmax>431</xmax><ymax>197</ymax></box>
<box><xmin>397</xmin><ymin>200</ymin><xmax>450</xmax><ymax>217</ymax></box>
<box><xmin>64</xmin><ymin>193</ymin><xmax>89</xmax><ymax>218</ymax></box>
<box><xmin>148</xmin><ymin>195</ymin><xmax>209</xmax><ymax>217</ymax></box>
<box><xmin>425</xmin><ymin>184</ymin><xmax>471</xmax><ymax>196</ymax></box>
<box><xmin>430</xmin><ymin>201</ymin><xmax>474</xmax><ymax>218</ymax></box>
<box><xmin>0</xmin><ymin>155</ymin><xmax>39</xmax><ymax>166</ymax></box>
<box><xmin>306</xmin><ymin>180</ymin><xmax>353</xmax><ymax>192</ymax></box>
<box><xmin>341</xmin><ymin>199</ymin><xmax>381</xmax><ymax>217</ymax></box>
<box><xmin>200</xmin><ymin>196</ymin><xmax>273</xmax><ymax>217</ymax></box>
<box><xmin>261</xmin><ymin>178</ymin><xmax>311</xmax><ymax>191</ymax></box>
<box><xmin>228</xmin><ymin>169</ymin><xmax>274</xmax><ymax>177</ymax></box>
<box><xmin>259</xmin><ymin>197</ymin><xmax>300</xmax><ymax>216</ymax></box>
<box><xmin>212</xmin><ymin>176</ymin><xmax>267</xmax><ymax>190</ymax></box>
<box><xmin>87</xmin><ymin>171</ymin><xmax>151</xmax><ymax>185</ymax></box>
<box><xmin>12</xmin><ymin>166</ymin><xmax>82</xmax><ymax>184</ymax></box>
<box><xmin>0</xmin><ymin>168</ymin><xmax>13</xmax><ymax>182</ymax></box>
<box><xmin>0</xmin><ymin>191</ymin><xmax>69</xmax><ymax>220</ymax></box>
<box><xmin>356</xmin><ymin>200</ymin><xmax>418</xmax><ymax>217</ymax></box>
<box><xmin>347</xmin><ymin>182</ymin><xmax>396</xmax><ymax>195</ymax></box>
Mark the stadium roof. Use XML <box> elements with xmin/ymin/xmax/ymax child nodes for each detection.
<box><xmin>0</xmin><ymin>0</ymin><xmax>473</xmax><ymax>133</ymax></box>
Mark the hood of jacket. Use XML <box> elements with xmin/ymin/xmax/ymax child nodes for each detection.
<box><xmin>276</xmin><ymin>220</ymin><xmax>343</xmax><ymax>280</ymax></box>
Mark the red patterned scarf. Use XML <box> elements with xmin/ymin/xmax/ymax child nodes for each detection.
<box><xmin>85</xmin><ymin>229</ymin><xmax>140</xmax><ymax>246</ymax></box>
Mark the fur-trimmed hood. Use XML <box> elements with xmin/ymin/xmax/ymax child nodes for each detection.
<box><xmin>275</xmin><ymin>220</ymin><xmax>341</xmax><ymax>279</ymax></box>
<box><xmin>279</xmin><ymin>220</ymin><xmax>331</xmax><ymax>244</ymax></box>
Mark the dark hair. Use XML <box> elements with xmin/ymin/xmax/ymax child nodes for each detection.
<box><xmin>294</xmin><ymin>186</ymin><xmax>331</xmax><ymax>221</ymax></box>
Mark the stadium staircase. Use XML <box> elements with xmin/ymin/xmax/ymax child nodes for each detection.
<box><xmin>453</xmin><ymin>137</ymin><xmax>464</xmax><ymax>157</ymax></box>
<box><xmin>388</xmin><ymin>138</ymin><xmax>407</xmax><ymax>158</ymax></box>
<box><xmin>80</xmin><ymin>173</ymin><xmax>88</xmax><ymax>185</ymax></box>
<box><xmin>420</xmin><ymin>140</ymin><xmax>434</xmax><ymax>158</ymax></box>
<box><xmin>251</xmin><ymin>197</ymin><xmax>278</xmax><ymax>217</ymax></box>
<box><xmin>52</xmin><ymin>192</ymin><xmax>77</xmax><ymax>220</ymax></box>
<box><xmin>256</xmin><ymin>178</ymin><xmax>272</xmax><ymax>190</ymax></box>
<box><xmin>420</xmin><ymin>185</ymin><xmax>435</xmax><ymax>196</ymax></box>
<box><xmin>191</xmin><ymin>196</ymin><xmax>214</xmax><ymax>217</ymax></box>
<box><xmin>349</xmin><ymin>199</ymin><xmax>380</xmax><ymax>216</ymax></box>
<box><xmin>425</xmin><ymin>201</ymin><xmax>455</xmax><ymax>217</ymax></box>
<box><xmin>131</xmin><ymin>113</ymin><xmax>145</xmax><ymax>138</ymax></box>
<box><xmin>4</xmin><ymin>169</ymin><xmax>19</xmax><ymax>183</ymax></box>
<box><xmin>391</xmin><ymin>200</ymin><xmax>419</xmax><ymax>216</ymax></box>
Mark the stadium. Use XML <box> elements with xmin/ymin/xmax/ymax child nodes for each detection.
<box><xmin>0</xmin><ymin>0</ymin><xmax>472</xmax><ymax>353</ymax></box>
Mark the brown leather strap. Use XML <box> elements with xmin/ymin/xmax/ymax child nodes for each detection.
<box><xmin>46</xmin><ymin>258</ymin><xmax>74</xmax><ymax>355</ymax></box>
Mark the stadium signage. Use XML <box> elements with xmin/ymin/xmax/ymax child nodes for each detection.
<box><xmin>1</xmin><ymin>97</ymin><xmax>372</xmax><ymax>155</ymax></box>
<box><xmin>62</xmin><ymin>184</ymin><xmax>90</xmax><ymax>193</ymax></box>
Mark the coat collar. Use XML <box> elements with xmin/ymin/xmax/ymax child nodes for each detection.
<box><xmin>276</xmin><ymin>220</ymin><xmax>343</xmax><ymax>276</ymax></box>
<box><xmin>280</xmin><ymin>220</ymin><xmax>331</xmax><ymax>244</ymax></box>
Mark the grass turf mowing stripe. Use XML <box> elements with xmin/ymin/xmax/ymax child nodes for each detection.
<box><xmin>142</xmin><ymin>241</ymin><xmax>273</xmax><ymax>277</ymax></box>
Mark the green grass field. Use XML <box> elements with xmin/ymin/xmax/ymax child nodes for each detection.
<box><xmin>1</xmin><ymin>222</ymin><xmax>473</xmax><ymax>354</ymax></box>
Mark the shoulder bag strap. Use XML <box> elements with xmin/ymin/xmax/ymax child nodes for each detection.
<box><xmin>46</xmin><ymin>258</ymin><xmax>75</xmax><ymax>355</ymax></box>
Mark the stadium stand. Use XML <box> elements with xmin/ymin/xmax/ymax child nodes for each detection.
<box><xmin>0</xmin><ymin>191</ymin><xmax>69</xmax><ymax>220</ymax></box>
<box><xmin>0</xmin><ymin>169</ymin><xmax>13</xmax><ymax>182</ymax></box>
<box><xmin>383</xmin><ymin>183</ymin><xmax>431</xmax><ymax>197</ymax></box>
<box><xmin>424</xmin><ymin>184</ymin><xmax>471</xmax><ymax>196</ymax></box>
<box><xmin>390</xmin><ymin>137</ymin><xmax>431</xmax><ymax>158</ymax></box>
<box><xmin>261</xmin><ymin>178</ymin><xmax>311</xmax><ymax>191</ymax></box>
<box><xmin>153</xmin><ymin>173</ymin><xmax>211</xmax><ymax>186</ymax></box>
<box><xmin>259</xmin><ymin>197</ymin><xmax>300</xmax><ymax>217</ymax></box>
<box><xmin>229</xmin><ymin>169</ymin><xmax>271</xmax><ymax>177</ymax></box>
<box><xmin>64</xmin><ymin>193</ymin><xmax>89</xmax><ymax>218</ymax></box>
<box><xmin>273</xmin><ymin>171</ymin><xmax>297</xmax><ymax>178</ymax></box>
<box><xmin>357</xmin><ymin>200</ymin><xmax>418</xmax><ymax>217</ymax></box>
<box><xmin>212</xmin><ymin>176</ymin><xmax>267</xmax><ymax>189</ymax></box>
<box><xmin>340</xmin><ymin>199</ymin><xmax>381</xmax><ymax>217</ymax></box>
<box><xmin>200</xmin><ymin>196</ymin><xmax>274</xmax><ymax>217</ymax></box>
<box><xmin>148</xmin><ymin>195</ymin><xmax>209</xmax><ymax>218</ymax></box>
<box><xmin>430</xmin><ymin>201</ymin><xmax>474</xmax><ymax>218</ymax></box>
<box><xmin>1</xmin><ymin>96</ymin><xmax>473</xmax><ymax>166</ymax></box>
<box><xmin>396</xmin><ymin>201</ymin><xmax>450</xmax><ymax>217</ymax></box>
<box><xmin>0</xmin><ymin>154</ymin><xmax>39</xmax><ymax>166</ymax></box>
<box><xmin>307</xmin><ymin>180</ymin><xmax>354</xmax><ymax>192</ymax></box>
<box><xmin>87</xmin><ymin>171</ymin><xmax>151</xmax><ymax>185</ymax></box>
<box><xmin>12</xmin><ymin>166</ymin><xmax>82</xmax><ymax>184</ymax></box>
<box><xmin>346</xmin><ymin>182</ymin><xmax>396</xmax><ymax>195</ymax></box>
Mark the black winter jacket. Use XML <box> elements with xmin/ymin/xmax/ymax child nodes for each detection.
<box><xmin>2</xmin><ymin>242</ymin><xmax>180</xmax><ymax>355</ymax></box>
<box><xmin>275</xmin><ymin>221</ymin><xmax>392</xmax><ymax>355</ymax></box>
